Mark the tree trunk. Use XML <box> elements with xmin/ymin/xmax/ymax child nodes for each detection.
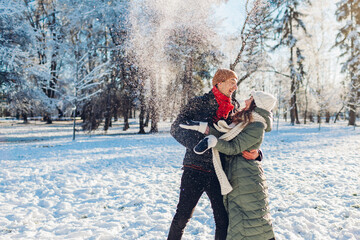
<box><xmin>72</xmin><ymin>106</ymin><xmax>77</xmax><ymax>140</ymax></box>
<box><xmin>22</xmin><ymin>113</ymin><xmax>28</xmax><ymax>124</ymax></box>
<box><xmin>325</xmin><ymin>111</ymin><xmax>331</xmax><ymax>123</ymax></box>
<box><xmin>347</xmin><ymin>74</ymin><xmax>358</xmax><ymax>125</ymax></box>
<box><xmin>290</xmin><ymin>78</ymin><xmax>298</xmax><ymax>125</ymax></box>
<box><xmin>309</xmin><ymin>113</ymin><xmax>314</xmax><ymax>123</ymax></box>
<box><xmin>138</xmin><ymin>83</ymin><xmax>146</xmax><ymax>134</ymax></box>
<box><xmin>348</xmin><ymin>4</ymin><xmax>358</xmax><ymax>126</ymax></box>
<box><xmin>57</xmin><ymin>107</ymin><xmax>63</xmax><ymax>118</ymax></box>
<box><xmin>104</xmin><ymin>84</ymin><xmax>112</xmax><ymax>131</ymax></box>
<box><xmin>139</xmin><ymin>110</ymin><xmax>145</xmax><ymax>134</ymax></box>
<box><xmin>289</xmin><ymin>60</ymin><xmax>300</xmax><ymax>125</ymax></box>
<box><xmin>43</xmin><ymin>113</ymin><xmax>52</xmax><ymax>124</ymax></box>
<box><xmin>144</xmin><ymin>109</ymin><xmax>150</xmax><ymax>127</ymax></box>
<box><xmin>123</xmin><ymin>98</ymin><xmax>130</xmax><ymax>131</ymax></box>
<box><xmin>149</xmin><ymin>77</ymin><xmax>159</xmax><ymax>133</ymax></box>
<box><xmin>49</xmin><ymin>11</ymin><xmax>58</xmax><ymax>99</ymax></box>
<box><xmin>304</xmin><ymin>77</ymin><xmax>309</xmax><ymax>124</ymax></box>
<box><xmin>113</xmin><ymin>106</ymin><xmax>118</xmax><ymax>122</ymax></box>
<box><xmin>289</xmin><ymin>7</ymin><xmax>300</xmax><ymax>125</ymax></box>
<box><xmin>150</xmin><ymin>109</ymin><xmax>159</xmax><ymax>133</ymax></box>
<box><xmin>47</xmin><ymin>117</ymin><xmax>52</xmax><ymax>124</ymax></box>
<box><xmin>139</xmin><ymin>103</ymin><xmax>146</xmax><ymax>134</ymax></box>
<box><xmin>123</xmin><ymin>112</ymin><xmax>130</xmax><ymax>131</ymax></box>
<box><xmin>113</xmin><ymin>90</ymin><xmax>119</xmax><ymax>122</ymax></box>
<box><xmin>348</xmin><ymin>73</ymin><xmax>358</xmax><ymax>126</ymax></box>
<box><xmin>334</xmin><ymin>105</ymin><xmax>344</xmax><ymax>123</ymax></box>
<box><xmin>348</xmin><ymin>103</ymin><xmax>356</xmax><ymax>126</ymax></box>
<box><xmin>104</xmin><ymin>104</ymin><xmax>111</xmax><ymax>131</ymax></box>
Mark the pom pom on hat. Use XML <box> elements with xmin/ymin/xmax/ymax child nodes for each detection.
<box><xmin>251</xmin><ymin>91</ymin><xmax>277</xmax><ymax>112</ymax></box>
<box><xmin>212</xmin><ymin>69</ymin><xmax>238</xmax><ymax>86</ymax></box>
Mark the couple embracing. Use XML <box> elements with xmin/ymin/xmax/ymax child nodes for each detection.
<box><xmin>167</xmin><ymin>68</ymin><xmax>276</xmax><ymax>240</ymax></box>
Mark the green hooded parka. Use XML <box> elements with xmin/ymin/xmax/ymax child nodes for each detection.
<box><xmin>210</xmin><ymin>107</ymin><xmax>275</xmax><ymax>240</ymax></box>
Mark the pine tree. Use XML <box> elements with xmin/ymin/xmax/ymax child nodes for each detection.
<box><xmin>335</xmin><ymin>0</ymin><xmax>360</xmax><ymax>126</ymax></box>
<box><xmin>273</xmin><ymin>0</ymin><xmax>310</xmax><ymax>125</ymax></box>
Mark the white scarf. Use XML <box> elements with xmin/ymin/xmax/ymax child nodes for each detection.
<box><xmin>212</xmin><ymin>111</ymin><xmax>267</xmax><ymax>195</ymax></box>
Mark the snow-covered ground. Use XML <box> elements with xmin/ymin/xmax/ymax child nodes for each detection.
<box><xmin>0</xmin><ymin>119</ymin><xmax>359</xmax><ymax>240</ymax></box>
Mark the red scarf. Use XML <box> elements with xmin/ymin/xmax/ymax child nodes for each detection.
<box><xmin>212</xmin><ymin>86</ymin><xmax>234</xmax><ymax>122</ymax></box>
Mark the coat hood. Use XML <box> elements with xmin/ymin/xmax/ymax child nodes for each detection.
<box><xmin>254</xmin><ymin>107</ymin><xmax>273</xmax><ymax>132</ymax></box>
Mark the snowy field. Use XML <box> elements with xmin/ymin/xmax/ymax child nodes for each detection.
<box><xmin>0</xmin><ymin>119</ymin><xmax>359</xmax><ymax>240</ymax></box>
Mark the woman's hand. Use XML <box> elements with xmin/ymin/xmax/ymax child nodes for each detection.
<box><xmin>242</xmin><ymin>149</ymin><xmax>259</xmax><ymax>160</ymax></box>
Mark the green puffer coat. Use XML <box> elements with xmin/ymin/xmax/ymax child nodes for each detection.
<box><xmin>210</xmin><ymin>107</ymin><xmax>275</xmax><ymax>240</ymax></box>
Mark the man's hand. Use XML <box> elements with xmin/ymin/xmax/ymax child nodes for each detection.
<box><xmin>180</xmin><ymin>120</ymin><xmax>208</xmax><ymax>134</ymax></box>
<box><xmin>242</xmin><ymin>149</ymin><xmax>259</xmax><ymax>160</ymax></box>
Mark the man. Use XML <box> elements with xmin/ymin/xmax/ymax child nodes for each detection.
<box><xmin>168</xmin><ymin>68</ymin><xmax>261</xmax><ymax>240</ymax></box>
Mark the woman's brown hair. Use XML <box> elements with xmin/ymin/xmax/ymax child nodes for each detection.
<box><xmin>231</xmin><ymin>99</ymin><xmax>256</xmax><ymax>125</ymax></box>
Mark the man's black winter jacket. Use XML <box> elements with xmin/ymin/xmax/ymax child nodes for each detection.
<box><xmin>170</xmin><ymin>90</ymin><xmax>221</xmax><ymax>172</ymax></box>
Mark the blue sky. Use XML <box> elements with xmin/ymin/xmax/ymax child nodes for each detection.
<box><xmin>213</xmin><ymin>0</ymin><xmax>247</xmax><ymax>35</ymax></box>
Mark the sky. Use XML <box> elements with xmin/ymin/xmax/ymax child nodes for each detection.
<box><xmin>213</xmin><ymin>0</ymin><xmax>246</xmax><ymax>35</ymax></box>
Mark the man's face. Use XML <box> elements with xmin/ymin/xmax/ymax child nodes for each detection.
<box><xmin>217</xmin><ymin>78</ymin><xmax>238</xmax><ymax>97</ymax></box>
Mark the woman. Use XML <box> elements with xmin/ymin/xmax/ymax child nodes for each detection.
<box><xmin>181</xmin><ymin>91</ymin><xmax>276</xmax><ymax>240</ymax></box>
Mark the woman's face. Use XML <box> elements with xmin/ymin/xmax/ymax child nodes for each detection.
<box><xmin>244</xmin><ymin>96</ymin><xmax>254</xmax><ymax>110</ymax></box>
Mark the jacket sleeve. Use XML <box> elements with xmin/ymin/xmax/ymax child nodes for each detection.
<box><xmin>214</xmin><ymin>122</ymin><xmax>264</xmax><ymax>156</ymax></box>
<box><xmin>170</xmin><ymin>97</ymin><xmax>208</xmax><ymax>150</ymax></box>
<box><xmin>208</xmin><ymin>126</ymin><xmax>223</xmax><ymax>138</ymax></box>
<box><xmin>257</xmin><ymin>149</ymin><xmax>263</xmax><ymax>161</ymax></box>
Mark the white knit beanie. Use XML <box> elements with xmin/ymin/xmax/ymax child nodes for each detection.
<box><xmin>251</xmin><ymin>91</ymin><xmax>277</xmax><ymax>112</ymax></box>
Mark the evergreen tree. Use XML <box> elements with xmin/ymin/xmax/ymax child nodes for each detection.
<box><xmin>273</xmin><ymin>0</ymin><xmax>310</xmax><ymax>125</ymax></box>
<box><xmin>335</xmin><ymin>0</ymin><xmax>360</xmax><ymax>126</ymax></box>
